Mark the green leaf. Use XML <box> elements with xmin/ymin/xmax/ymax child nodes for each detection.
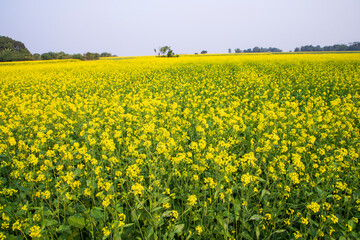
<box><xmin>255</xmin><ymin>226</ymin><xmax>260</xmax><ymax>240</ymax></box>
<box><xmin>348</xmin><ymin>220</ymin><xmax>355</xmax><ymax>229</ymax></box>
<box><xmin>42</xmin><ymin>209</ymin><xmax>53</xmax><ymax>217</ymax></box>
<box><xmin>315</xmin><ymin>187</ymin><xmax>323</xmax><ymax>196</ymax></box>
<box><xmin>44</xmin><ymin>219</ymin><xmax>58</xmax><ymax>227</ymax></box>
<box><xmin>242</xmin><ymin>232</ymin><xmax>254</xmax><ymax>240</ymax></box>
<box><xmin>56</xmin><ymin>225</ymin><xmax>71</xmax><ymax>233</ymax></box>
<box><xmin>162</xmin><ymin>210</ymin><xmax>172</xmax><ymax>218</ymax></box>
<box><xmin>174</xmin><ymin>224</ymin><xmax>185</xmax><ymax>234</ymax></box>
<box><xmin>115</xmin><ymin>205</ymin><xmax>123</xmax><ymax>213</ymax></box>
<box><xmin>74</xmin><ymin>168</ymin><xmax>82</xmax><ymax>177</ymax></box>
<box><xmin>151</xmin><ymin>207</ymin><xmax>163</xmax><ymax>212</ymax></box>
<box><xmin>250</xmin><ymin>214</ymin><xmax>263</xmax><ymax>221</ymax></box>
<box><xmin>146</xmin><ymin>226</ymin><xmax>154</xmax><ymax>239</ymax></box>
<box><xmin>123</xmin><ymin>223</ymin><xmax>134</xmax><ymax>228</ymax></box>
<box><xmin>91</xmin><ymin>208</ymin><xmax>103</xmax><ymax>219</ymax></box>
<box><xmin>67</xmin><ymin>216</ymin><xmax>85</xmax><ymax>229</ymax></box>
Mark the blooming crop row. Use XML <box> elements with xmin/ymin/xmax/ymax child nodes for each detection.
<box><xmin>0</xmin><ymin>53</ymin><xmax>360</xmax><ymax>239</ymax></box>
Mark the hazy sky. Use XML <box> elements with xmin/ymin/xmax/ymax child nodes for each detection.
<box><xmin>1</xmin><ymin>0</ymin><xmax>360</xmax><ymax>56</ymax></box>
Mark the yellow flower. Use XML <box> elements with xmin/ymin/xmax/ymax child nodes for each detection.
<box><xmin>329</xmin><ymin>226</ymin><xmax>335</xmax><ymax>235</ymax></box>
<box><xmin>301</xmin><ymin>217</ymin><xmax>309</xmax><ymax>225</ymax></box>
<box><xmin>284</xmin><ymin>218</ymin><xmax>291</xmax><ymax>225</ymax></box>
<box><xmin>264</xmin><ymin>213</ymin><xmax>272</xmax><ymax>221</ymax></box>
<box><xmin>195</xmin><ymin>225</ymin><xmax>203</xmax><ymax>235</ymax></box>
<box><xmin>42</xmin><ymin>190</ymin><xmax>51</xmax><ymax>199</ymax></box>
<box><xmin>12</xmin><ymin>220</ymin><xmax>21</xmax><ymax>231</ymax></box>
<box><xmin>8</xmin><ymin>137</ymin><xmax>16</xmax><ymax>146</ymax></box>
<box><xmin>294</xmin><ymin>231</ymin><xmax>302</xmax><ymax>239</ymax></box>
<box><xmin>0</xmin><ymin>232</ymin><xmax>5</xmax><ymax>240</ymax></box>
<box><xmin>29</xmin><ymin>225</ymin><xmax>41</xmax><ymax>238</ymax></box>
<box><xmin>187</xmin><ymin>195</ymin><xmax>197</xmax><ymax>206</ymax></box>
<box><xmin>170</xmin><ymin>210</ymin><xmax>179</xmax><ymax>221</ymax></box>
<box><xmin>131</xmin><ymin>183</ymin><xmax>145</xmax><ymax>196</ymax></box>
<box><xmin>328</xmin><ymin>214</ymin><xmax>338</xmax><ymax>224</ymax></box>
<box><xmin>118</xmin><ymin>213</ymin><xmax>126</xmax><ymax>222</ymax></box>
<box><xmin>102</xmin><ymin>227</ymin><xmax>111</xmax><ymax>237</ymax></box>
<box><xmin>163</xmin><ymin>202</ymin><xmax>171</xmax><ymax>209</ymax></box>
<box><xmin>307</xmin><ymin>202</ymin><xmax>320</xmax><ymax>213</ymax></box>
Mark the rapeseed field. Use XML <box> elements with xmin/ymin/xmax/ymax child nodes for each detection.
<box><xmin>0</xmin><ymin>53</ymin><xmax>360</xmax><ymax>239</ymax></box>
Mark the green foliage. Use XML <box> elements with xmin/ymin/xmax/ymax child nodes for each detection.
<box><xmin>84</xmin><ymin>52</ymin><xmax>100</xmax><ymax>61</ymax></box>
<box><xmin>100</xmin><ymin>52</ymin><xmax>112</xmax><ymax>57</ymax></box>
<box><xmin>0</xmin><ymin>36</ymin><xmax>33</xmax><ymax>62</ymax></box>
<box><xmin>158</xmin><ymin>46</ymin><xmax>178</xmax><ymax>57</ymax></box>
<box><xmin>295</xmin><ymin>42</ymin><xmax>360</xmax><ymax>52</ymax></box>
<box><xmin>72</xmin><ymin>54</ymin><xmax>85</xmax><ymax>61</ymax></box>
<box><xmin>241</xmin><ymin>47</ymin><xmax>282</xmax><ymax>53</ymax></box>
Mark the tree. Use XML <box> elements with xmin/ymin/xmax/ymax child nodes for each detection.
<box><xmin>348</xmin><ymin>42</ymin><xmax>360</xmax><ymax>51</ymax></box>
<box><xmin>100</xmin><ymin>52</ymin><xmax>112</xmax><ymax>57</ymax></box>
<box><xmin>33</xmin><ymin>53</ymin><xmax>41</xmax><ymax>60</ymax></box>
<box><xmin>167</xmin><ymin>49</ymin><xmax>174</xmax><ymax>57</ymax></box>
<box><xmin>228</xmin><ymin>48</ymin><xmax>232</xmax><ymax>54</ymax></box>
<box><xmin>252</xmin><ymin>46</ymin><xmax>261</xmax><ymax>52</ymax></box>
<box><xmin>40</xmin><ymin>53</ymin><xmax>52</xmax><ymax>60</ymax></box>
<box><xmin>200</xmin><ymin>50</ymin><xmax>207</xmax><ymax>54</ymax></box>
<box><xmin>159</xmin><ymin>46</ymin><xmax>170</xmax><ymax>56</ymax></box>
<box><xmin>295</xmin><ymin>42</ymin><xmax>360</xmax><ymax>52</ymax></box>
<box><xmin>235</xmin><ymin>48</ymin><xmax>241</xmax><ymax>53</ymax></box>
<box><xmin>84</xmin><ymin>52</ymin><xmax>100</xmax><ymax>60</ymax></box>
<box><xmin>0</xmin><ymin>36</ymin><xmax>33</xmax><ymax>62</ymax></box>
<box><xmin>158</xmin><ymin>46</ymin><xmax>178</xmax><ymax>57</ymax></box>
<box><xmin>72</xmin><ymin>54</ymin><xmax>84</xmax><ymax>61</ymax></box>
<box><xmin>57</xmin><ymin>51</ymin><xmax>72</xmax><ymax>59</ymax></box>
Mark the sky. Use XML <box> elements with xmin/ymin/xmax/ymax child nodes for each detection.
<box><xmin>1</xmin><ymin>0</ymin><xmax>360</xmax><ymax>56</ymax></box>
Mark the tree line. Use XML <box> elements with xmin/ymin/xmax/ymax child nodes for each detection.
<box><xmin>38</xmin><ymin>52</ymin><xmax>114</xmax><ymax>61</ymax></box>
<box><xmin>294</xmin><ymin>42</ymin><xmax>360</xmax><ymax>52</ymax></box>
<box><xmin>231</xmin><ymin>47</ymin><xmax>282</xmax><ymax>53</ymax></box>
<box><xmin>0</xmin><ymin>36</ymin><xmax>115</xmax><ymax>62</ymax></box>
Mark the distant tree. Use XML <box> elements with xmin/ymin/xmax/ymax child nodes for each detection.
<box><xmin>228</xmin><ymin>48</ymin><xmax>232</xmax><ymax>54</ymax></box>
<box><xmin>235</xmin><ymin>46</ymin><xmax>282</xmax><ymax>53</ymax></box>
<box><xmin>33</xmin><ymin>53</ymin><xmax>40</xmax><ymax>60</ymax></box>
<box><xmin>252</xmin><ymin>47</ymin><xmax>261</xmax><ymax>52</ymax></box>
<box><xmin>200</xmin><ymin>50</ymin><xmax>207</xmax><ymax>54</ymax></box>
<box><xmin>295</xmin><ymin>42</ymin><xmax>360</xmax><ymax>52</ymax></box>
<box><xmin>294</xmin><ymin>47</ymin><xmax>300</xmax><ymax>52</ymax></box>
<box><xmin>268</xmin><ymin>47</ymin><xmax>282</xmax><ymax>52</ymax></box>
<box><xmin>0</xmin><ymin>36</ymin><xmax>33</xmax><ymax>62</ymax></box>
<box><xmin>72</xmin><ymin>53</ymin><xmax>84</xmax><ymax>61</ymax></box>
<box><xmin>40</xmin><ymin>53</ymin><xmax>52</xmax><ymax>60</ymax></box>
<box><xmin>57</xmin><ymin>51</ymin><xmax>72</xmax><ymax>59</ymax></box>
<box><xmin>100</xmin><ymin>52</ymin><xmax>112</xmax><ymax>57</ymax></box>
<box><xmin>158</xmin><ymin>46</ymin><xmax>177</xmax><ymax>57</ymax></box>
<box><xmin>235</xmin><ymin>48</ymin><xmax>241</xmax><ymax>53</ymax></box>
<box><xmin>333</xmin><ymin>44</ymin><xmax>348</xmax><ymax>51</ymax></box>
<box><xmin>348</xmin><ymin>42</ymin><xmax>360</xmax><ymax>51</ymax></box>
<box><xmin>159</xmin><ymin>46</ymin><xmax>170</xmax><ymax>56</ymax></box>
<box><xmin>84</xmin><ymin>52</ymin><xmax>100</xmax><ymax>60</ymax></box>
<box><xmin>167</xmin><ymin>49</ymin><xmax>174</xmax><ymax>57</ymax></box>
